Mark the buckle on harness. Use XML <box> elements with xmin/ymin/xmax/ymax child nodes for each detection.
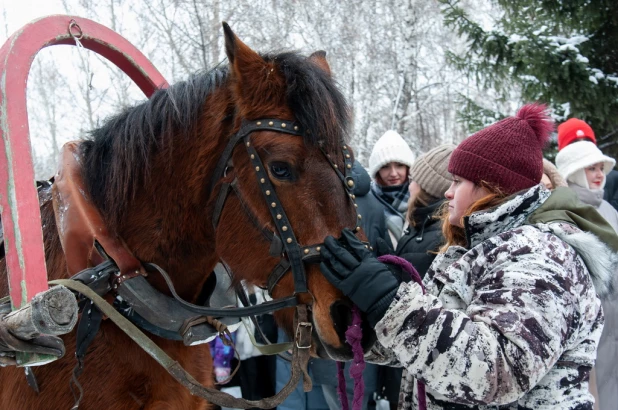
<box><xmin>295</xmin><ymin>321</ymin><xmax>312</xmax><ymax>349</ymax></box>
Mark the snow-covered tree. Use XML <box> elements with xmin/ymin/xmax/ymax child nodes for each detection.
<box><xmin>440</xmin><ymin>0</ymin><xmax>618</xmax><ymax>155</ymax></box>
<box><xmin>3</xmin><ymin>0</ymin><xmax>488</xmax><ymax>176</ymax></box>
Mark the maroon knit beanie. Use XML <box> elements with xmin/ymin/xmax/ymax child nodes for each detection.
<box><xmin>448</xmin><ymin>103</ymin><xmax>554</xmax><ymax>195</ymax></box>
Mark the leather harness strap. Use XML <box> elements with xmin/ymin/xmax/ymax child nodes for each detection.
<box><xmin>135</xmin><ymin>262</ymin><xmax>300</xmax><ymax>317</ymax></box>
<box><xmin>51</xmin><ymin>278</ymin><xmax>312</xmax><ymax>409</ymax></box>
<box><xmin>52</xmin><ymin>142</ymin><xmax>145</xmax><ymax>281</ymax></box>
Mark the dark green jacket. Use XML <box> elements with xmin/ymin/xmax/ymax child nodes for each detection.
<box><xmin>527</xmin><ymin>186</ymin><xmax>618</xmax><ymax>253</ymax></box>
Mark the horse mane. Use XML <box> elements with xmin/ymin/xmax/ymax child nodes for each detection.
<box><xmin>79</xmin><ymin>51</ymin><xmax>350</xmax><ymax>228</ymax></box>
<box><xmin>262</xmin><ymin>52</ymin><xmax>350</xmax><ymax>150</ymax></box>
<box><xmin>80</xmin><ymin>66</ymin><xmax>228</xmax><ymax>223</ymax></box>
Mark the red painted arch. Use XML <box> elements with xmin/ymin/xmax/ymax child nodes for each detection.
<box><xmin>0</xmin><ymin>15</ymin><xmax>168</xmax><ymax>308</ymax></box>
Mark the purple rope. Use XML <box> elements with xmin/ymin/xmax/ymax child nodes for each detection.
<box><xmin>348</xmin><ymin>305</ymin><xmax>366</xmax><ymax>408</ymax></box>
<box><xmin>377</xmin><ymin>255</ymin><xmax>425</xmax><ymax>293</ymax></box>
<box><xmin>337</xmin><ymin>255</ymin><xmax>428</xmax><ymax>410</ymax></box>
<box><xmin>378</xmin><ymin>255</ymin><xmax>427</xmax><ymax>410</ymax></box>
<box><xmin>336</xmin><ymin>305</ymin><xmax>365</xmax><ymax>410</ymax></box>
<box><xmin>336</xmin><ymin>361</ymin><xmax>349</xmax><ymax>410</ymax></box>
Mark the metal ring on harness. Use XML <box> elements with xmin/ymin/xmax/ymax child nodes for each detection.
<box><xmin>68</xmin><ymin>19</ymin><xmax>84</xmax><ymax>40</ymax></box>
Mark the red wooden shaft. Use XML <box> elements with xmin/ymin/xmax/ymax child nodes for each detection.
<box><xmin>0</xmin><ymin>15</ymin><xmax>168</xmax><ymax>308</ymax></box>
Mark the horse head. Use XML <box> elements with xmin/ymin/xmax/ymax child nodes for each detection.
<box><xmin>210</xmin><ymin>24</ymin><xmax>376</xmax><ymax>360</ymax></box>
<box><xmin>0</xmin><ymin>20</ymin><xmax>379</xmax><ymax>410</ymax></box>
<box><xmin>75</xmin><ymin>23</ymin><xmax>374</xmax><ymax>362</ymax></box>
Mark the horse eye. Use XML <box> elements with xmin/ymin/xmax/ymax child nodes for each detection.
<box><xmin>269</xmin><ymin>162</ymin><xmax>294</xmax><ymax>181</ymax></box>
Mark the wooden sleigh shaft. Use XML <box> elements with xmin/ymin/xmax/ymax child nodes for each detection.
<box><xmin>0</xmin><ymin>15</ymin><xmax>168</xmax><ymax>310</ymax></box>
<box><xmin>0</xmin><ymin>15</ymin><xmax>168</xmax><ymax>367</ymax></box>
<box><xmin>1</xmin><ymin>285</ymin><xmax>77</xmax><ymax>340</ymax></box>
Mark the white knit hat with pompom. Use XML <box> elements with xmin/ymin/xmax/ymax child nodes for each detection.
<box><xmin>368</xmin><ymin>130</ymin><xmax>415</xmax><ymax>179</ymax></box>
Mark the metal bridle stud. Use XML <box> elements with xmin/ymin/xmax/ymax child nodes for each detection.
<box><xmin>240</xmin><ymin>119</ymin><xmax>310</xmax><ymax>296</ymax></box>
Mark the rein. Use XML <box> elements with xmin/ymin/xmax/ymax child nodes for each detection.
<box><xmin>50</xmin><ymin>278</ymin><xmax>313</xmax><ymax>410</ymax></box>
<box><xmin>377</xmin><ymin>255</ymin><xmax>427</xmax><ymax>410</ymax></box>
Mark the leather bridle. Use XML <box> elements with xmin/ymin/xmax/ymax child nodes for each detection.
<box><xmin>210</xmin><ymin>117</ymin><xmax>362</xmax><ymax>310</ymax></box>
<box><xmin>51</xmin><ymin>117</ymin><xmax>365</xmax><ymax>335</ymax></box>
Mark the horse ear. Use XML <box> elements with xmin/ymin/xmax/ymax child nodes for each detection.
<box><xmin>222</xmin><ymin>22</ymin><xmax>265</xmax><ymax>73</ymax></box>
<box><xmin>222</xmin><ymin>22</ymin><xmax>238</xmax><ymax>64</ymax></box>
<box><xmin>308</xmin><ymin>50</ymin><xmax>331</xmax><ymax>76</ymax></box>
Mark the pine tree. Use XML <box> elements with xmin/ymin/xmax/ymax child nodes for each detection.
<box><xmin>440</xmin><ymin>0</ymin><xmax>618</xmax><ymax>156</ymax></box>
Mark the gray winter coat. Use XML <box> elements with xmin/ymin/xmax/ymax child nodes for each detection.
<box><xmin>368</xmin><ymin>185</ymin><xmax>617</xmax><ymax>409</ymax></box>
<box><xmin>568</xmin><ymin>183</ymin><xmax>618</xmax><ymax>410</ymax></box>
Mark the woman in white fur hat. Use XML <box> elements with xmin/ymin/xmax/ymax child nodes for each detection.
<box><xmin>556</xmin><ymin>140</ymin><xmax>618</xmax><ymax>410</ymax></box>
<box><xmin>556</xmin><ymin>140</ymin><xmax>618</xmax><ymax>232</ymax></box>
<box><xmin>368</xmin><ymin>130</ymin><xmax>415</xmax><ymax>247</ymax></box>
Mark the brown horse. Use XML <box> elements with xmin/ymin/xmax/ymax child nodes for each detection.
<box><xmin>0</xmin><ymin>24</ymin><xmax>375</xmax><ymax>409</ymax></box>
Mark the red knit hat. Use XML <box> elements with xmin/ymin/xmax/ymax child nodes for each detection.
<box><xmin>448</xmin><ymin>103</ymin><xmax>554</xmax><ymax>195</ymax></box>
<box><xmin>557</xmin><ymin>118</ymin><xmax>596</xmax><ymax>150</ymax></box>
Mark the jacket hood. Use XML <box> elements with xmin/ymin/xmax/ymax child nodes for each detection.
<box><xmin>463</xmin><ymin>185</ymin><xmax>617</xmax><ymax>299</ymax></box>
<box><xmin>527</xmin><ymin>187</ymin><xmax>618</xmax><ymax>252</ymax></box>
<box><xmin>350</xmin><ymin>160</ymin><xmax>371</xmax><ymax>196</ymax></box>
<box><xmin>542</xmin><ymin>158</ymin><xmax>567</xmax><ymax>189</ymax></box>
<box><xmin>410</xmin><ymin>199</ymin><xmax>444</xmax><ymax>227</ymax></box>
<box><xmin>527</xmin><ymin>186</ymin><xmax>618</xmax><ymax>298</ymax></box>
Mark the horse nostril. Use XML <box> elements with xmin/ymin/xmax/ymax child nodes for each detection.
<box><xmin>330</xmin><ymin>300</ymin><xmax>353</xmax><ymax>342</ymax></box>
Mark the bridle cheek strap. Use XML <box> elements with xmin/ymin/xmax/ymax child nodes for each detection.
<box><xmin>244</xmin><ymin>134</ymin><xmax>308</xmax><ymax>294</ymax></box>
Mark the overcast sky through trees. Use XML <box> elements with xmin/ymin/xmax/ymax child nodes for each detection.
<box><xmin>1</xmin><ymin>0</ymin><xmax>500</xmax><ymax>179</ymax></box>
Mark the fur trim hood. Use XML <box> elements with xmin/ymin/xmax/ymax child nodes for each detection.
<box><xmin>542</xmin><ymin>158</ymin><xmax>567</xmax><ymax>188</ymax></box>
<box><xmin>537</xmin><ymin>222</ymin><xmax>617</xmax><ymax>298</ymax></box>
<box><xmin>527</xmin><ymin>186</ymin><xmax>618</xmax><ymax>298</ymax></box>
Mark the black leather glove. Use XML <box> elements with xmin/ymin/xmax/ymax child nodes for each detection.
<box><xmin>375</xmin><ymin>237</ymin><xmax>394</xmax><ymax>257</ymax></box>
<box><xmin>320</xmin><ymin>228</ymin><xmax>401</xmax><ymax>327</ymax></box>
<box><xmin>0</xmin><ymin>318</ymin><xmax>65</xmax><ymax>367</ymax></box>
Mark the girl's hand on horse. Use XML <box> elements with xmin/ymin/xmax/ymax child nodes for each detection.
<box><xmin>320</xmin><ymin>228</ymin><xmax>401</xmax><ymax>327</ymax></box>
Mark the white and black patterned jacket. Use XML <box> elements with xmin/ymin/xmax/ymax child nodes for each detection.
<box><xmin>369</xmin><ymin>185</ymin><xmax>617</xmax><ymax>409</ymax></box>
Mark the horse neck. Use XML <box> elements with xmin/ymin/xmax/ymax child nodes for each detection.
<box><xmin>114</xmin><ymin>93</ymin><xmax>233</xmax><ymax>301</ymax></box>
